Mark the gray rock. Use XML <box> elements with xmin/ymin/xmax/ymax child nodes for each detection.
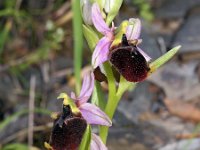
<box><xmin>155</xmin><ymin>0</ymin><xmax>200</xmax><ymax>19</ymax></box>
<box><xmin>108</xmin><ymin>124</ymin><xmax>170</xmax><ymax>150</ymax></box>
<box><xmin>159</xmin><ymin>138</ymin><xmax>200</xmax><ymax>150</ymax></box>
<box><xmin>113</xmin><ymin>110</ymin><xmax>135</xmax><ymax>127</ymax></box>
<box><xmin>172</xmin><ymin>9</ymin><xmax>200</xmax><ymax>53</ymax></box>
<box><xmin>148</xmin><ymin>61</ymin><xmax>200</xmax><ymax>101</ymax></box>
<box><xmin>140</xmin><ymin>29</ymin><xmax>162</xmax><ymax>60</ymax></box>
<box><xmin>0</xmin><ymin>116</ymin><xmax>28</xmax><ymax>142</ymax></box>
<box><xmin>0</xmin><ymin>73</ymin><xmax>17</xmax><ymax>105</ymax></box>
<box><xmin>118</xmin><ymin>82</ymin><xmax>153</xmax><ymax>124</ymax></box>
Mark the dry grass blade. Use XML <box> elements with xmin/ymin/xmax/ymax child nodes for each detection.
<box><xmin>28</xmin><ymin>76</ymin><xmax>36</xmax><ymax>148</ymax></box>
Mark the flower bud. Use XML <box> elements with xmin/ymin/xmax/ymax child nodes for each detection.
<box><xmin>81</xmin><ymin>0</ymin><xmax>93</xmax><ymax>25</ymax></box>
<box><xmin>104</xmin><ymin>0</ymin><xmax>123</xmax><ymax>25</ymax></box>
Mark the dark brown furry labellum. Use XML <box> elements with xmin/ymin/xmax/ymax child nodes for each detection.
<box><xmin>50</xmin><ymin>105</ymin><xmax>87</xmax><ymax>150</ymax></box>
<box><xmin>109</xmin><ymin>34</ymin><xmax>150</xmax><ymax>82</ymax></box>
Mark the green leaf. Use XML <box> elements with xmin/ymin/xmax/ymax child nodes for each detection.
<box><xmin>79</xmin><ymin>125</ymin><xmax>92</xmax><ymax>150</ymax></box>
<box><xmin>72</xmin><ymin>0</ymin><xmax>84</xmax><ymax>94</ymax></box>
<box><xmin>2</xmin><ymin>143</ymin><xmax>28</xmax><ymax>150</ymax></box>
<box><xmin>0</xmin><ymin>110</ymin><xmax>26</xmax><ymax>132</ymax></box>
<box><xmin>91</xmin><ymin>81</ymin><xmax>106</xmax><ymax>110</ymax></box>
<box><xmin>149</xmin><ymin>45</ymin><xmax>181</xmax><ymax>72</ymax></box>
<box><xmin>83</xmin><ymin>24</ymin><xmax>99</xmax><ymax>51</ymax></box>
<box><xmin>0</xmin><ymin>20</ymin><xmax>12</xmax><ymax>55</ymax></box>
<box><xmin>0</xmin><ymin>108</ymin><xmax>51</xmax><ymax>132</ymax></box>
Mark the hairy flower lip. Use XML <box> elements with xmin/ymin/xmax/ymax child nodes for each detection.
<box><xmin>109</xmin><ymin>33</ymin><xmax>151</xmax><ymax>62</ymax></box>
<box><xmin>49</xmin><ymin>104</ymin><xmax>87</xmax><ymax>150</ymax></box>
<box><xmin>109</xmin><ymin>34</ymin><xmax>150</xmax><ymax>82</ymax></box>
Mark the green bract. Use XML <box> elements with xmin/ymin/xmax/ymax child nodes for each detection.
<box><xmin>79</xmin><ymin>125</ymin><xmax>92</xmax><ymax>150</ymax></box>
<box><xmin>83</xmin><ymin>24</ymin><xmax>99</xmax><ymax>51</ymax></box>
<box><xmin>105</xmin><ymin>0</ymin><xmax>123</xmax><ymax>25</ymax></box>
<box><xmin>149</xmin><ymin>45</ymin><xmax>181</xmax><ymax>73</ymax></box>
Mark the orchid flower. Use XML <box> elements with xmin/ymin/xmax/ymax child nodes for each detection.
<box><xmin>91</xmin><ymin>3</ymin><xmax>152</xmax><ymax>82</ymax></box>
<box><xmin>45</xmin><ymin>72</ymin><xmax>110</xmax><ymax>150</ymax></box>
<box><xmin>91</xmin><ymin>3</ymin><xmax>114</xmax><ymax>69</ymax></box>
<box><xmin>45</xmin><ymin>105</ymin><xmax>87</xmax><ymax>150</ymax></box>
<box><xmin>108</xmin><ymin>18</ymin><xmax>153</xmax><ymax>82</ymax></box>
<box><xmin>67</xmin><ymin>72</ymin><xmax>111</xmax><ymax>150</ymax></box>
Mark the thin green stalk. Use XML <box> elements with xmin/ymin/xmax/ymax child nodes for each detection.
<box><xmin>92</xmin><ymin>81</ymin><xmax>106</xmax><ymax>110</ymax></box>
<box><xmin>72</xmin><ymin>0</ymin><xmax>83</xmax><ymax>94</ymax></box>
<box><xmin>103</xmin><ymin>62</ymin><xmax>117</xmax><ymax>120</ymax></box>
<box><xmin>99</xmin><ymin>62</ymin><xmax>118</xmax><ymax>143</ymax></box>
<box><xmin>99</xmin><ymin>91</ymin><xmax>126</xmax><ymax>143</ymax></box>
<box><xmin>99</xmin><ymin>95</ymin><xmax>117</xmax><ymax>143</ymax></box>
<box><xmin>99</xmin><ymin>71</ymin><xmax>136</xmax><ymax>143</ymax></box>
<box><xmin>0</xmin><ymin>20</ymin><xmax>12</xmax><ymax>57</ymax></box>
<box><xmin>103</xmin><ymin>62</ymin><xmax>116</xmax><ymax>98</ymax></box>
<box><xmin>0</xmin><ymin>108</ymin><xmax>51</xmax><ymax>131</ymax></box>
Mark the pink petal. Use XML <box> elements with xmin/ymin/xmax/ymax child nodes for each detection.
<box><xmin>91</xmin><ymin>133</ymin><xmax>108</xmax><ymax>150</ymax></box>
<box><xmin>70</xmin><ymin>73</ymin><xmax>94</xmax><ymax>105</ymax></box>
<box><xmin>126</xmin><ymin>18</ymin><xmax>141</xmax><ymax>40</ymax></box>
<box><xmin>79</xmin><ymin>103</ymin><xmax>112</xmax><ymax>126</ymax></box>
<box><xmin>92</xmin><ymin>37</ymin><xmax>111</xmax><ymax>68</ymax></box>
<box><xmin>137</xmin><ymin>47</ymin><xmax>151</xmax><ymax>62</ymax></box>
<box><xmin>70</xmin><ymin>73</ymin><xmax>94</xmax><ymax>106</ymax></box>
<box><xmin>78</xmin><ymin>72</ymin><xmax>94</xmax><ymax>102</ymax></box>
<box><xmin>92</xmin><ymin>3</ymin><xmax>111</xmax><ymax>35</ymax></box>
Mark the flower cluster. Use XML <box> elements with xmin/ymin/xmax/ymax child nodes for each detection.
<box><xmin>46</xmin><ymin>0</ymin><xmax>180</xmax><ymax>149</ymax></box>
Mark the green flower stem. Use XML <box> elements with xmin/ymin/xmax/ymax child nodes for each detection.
<box><xmin>79</xmin><ymin>125</ymin><xmax>91</xmax><ymax>150</ymax></box>
<box><xmin>93</xmin><ymin>81</ymin><xmax>106</xmax><ymax>110</ymax></box>
<box><xmin>99</xmin><ymin>63</ymin><xmax>135</xmax><ymax>143</ymax></box>
<box><xmin>149</xmin><ymin>45</ymin><xmax>181</xmax><ymax>72</ymax></box>
<box><xmin>72</xmin><ymin>0</ymin><xmax>83</xmax><ymax>94</ymax></box>
<box><xmin>99</xmin><ymin>84</ymin><xmax>135</xmax><ymax>143</ymax></box>
<box><xmin>103</xmin><ymin>62</ymin><xmax>116</xmax><ymax>99</ymax></box>
<box><xmin>99</xmin><ymin>62</ymin><xmax>116</xmax><ymax>143</ymax></box>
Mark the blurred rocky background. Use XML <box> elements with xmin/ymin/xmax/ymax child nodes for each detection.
<box><xmin>0</xmin><ymin>0</ymin><xmax>200</xmax><ymax>149</ymax></box>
